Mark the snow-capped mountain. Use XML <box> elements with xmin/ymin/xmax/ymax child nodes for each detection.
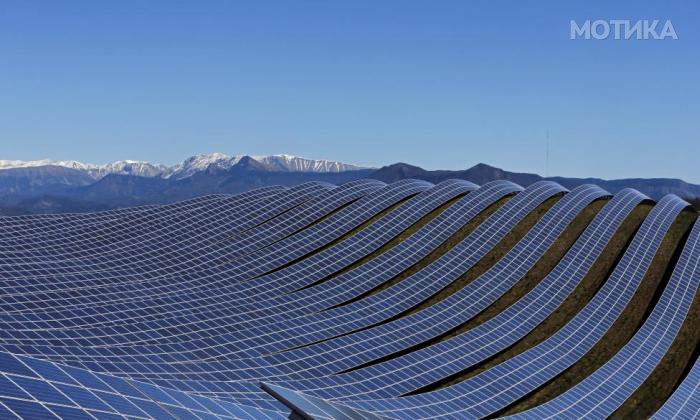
<box><xmin>87</xmin><ymin>161</ymin><xmax>170</xmax><ymax>179</ymax></box>
<box><xmin>0</xmin><ymin>159</ymin><xmax>93</xmax><ymax>172</ymax></box>
<box><xmin>162</xmin><ymin>153</ymin><xmax>243</xmax><ymax>179</ymax></box>
<box><xmin>0</xmin><ymin>154</ymin><xmax>368</xmax><ymax>180</ymax></box>
<box><xmin>253</xmin><ymin>154</ymin><xmax>366</xmax><ymax>173</ymax></box>
<box><xmin>162</xmin><ymin>153</ymin><xmax>367</xmax><ymax>179</ymax></box>
<box><xmin>0</xmin><ymin>159</ymin><xmax>168</xmax><ymax>179</ymax></box>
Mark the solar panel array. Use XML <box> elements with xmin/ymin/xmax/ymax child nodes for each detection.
<box><xmin>511</xmin><ymin>215</ymin><xmax>700</xmax><ymax>418</ymax></box>
<box><xmin>0</xmin><ymin>177</ymin><xmax>698</xmax><ymax>419</ymax></box>
<box><xmin>654</xmin><ymin>359</ymin><xmax>700</xmax><ymax>419</ymax></box>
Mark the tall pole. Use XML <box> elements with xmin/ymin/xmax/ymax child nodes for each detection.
<box><xmin>546</xmin><ymin>129</ymin><xmax>550</xmax><ymax>178</ymax></box>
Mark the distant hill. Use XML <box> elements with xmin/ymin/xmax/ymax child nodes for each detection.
<box><xmin>0</xmin><ymin>165</ymin><xmax>94</xmax><ymax>198</ymax></box>
<box><xmin>2</xmin><ymin>155</ymin><xmax>700</xmax><ymax>214</ymax></box>
<box><xmin>372</xmin><ymin>163</ymin><xmax>700</xmax><ymax>200</ymax></box>
<box><xmin>371</xmin><ymin>163</ymin><xmax>542</xmax><ymax>186</ymax></box>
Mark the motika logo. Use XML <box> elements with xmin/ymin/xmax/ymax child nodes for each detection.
<box><xmin>570</xmin><ymin>20</ymin><xmax>678</xmax><ymax>40</ymax></box>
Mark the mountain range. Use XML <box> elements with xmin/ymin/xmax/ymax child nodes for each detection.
<box><xmin>0</xmin><ymin>153</ymin><xmax>365</xmax><ymax>180</ymax></box>
<box><xmin>1</xmin><ymin>153</ymin><xmax>699</xmax><ymax>215</ymax></box>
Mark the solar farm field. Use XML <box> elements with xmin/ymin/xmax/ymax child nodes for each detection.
<box><xmin>0</xmin><ymin>179</ymin><xmax>698</xmax><ymax>419</ymax></box>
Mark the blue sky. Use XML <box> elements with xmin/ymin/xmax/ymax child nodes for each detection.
<box><xmin>1</xmin><ymin>1</ymin><xmax>698</xmax><ymax>181</ymax></box>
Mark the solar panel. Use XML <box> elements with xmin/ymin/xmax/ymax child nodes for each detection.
<box><xmin>252</xmin><ymin>184</ymin><xmax>607</xmax><ymax>372</ymax></box>
<box><xmin>1</xmin><ymin>179</ymin><xmax>697</xmax><ymax>417</ymax></box>
<box><xmin>256</xmin><ymin>188</ymin><xmax>645</xmax><ymax>401</ymax></box>
<box><xmin>261</xmin><ymin>194</ymin><xmax>690</xmax><ymax>418</ymax></box>
<box><xmin>510</xmin><ymin>218</ymin><xmax>700</xmax><ymax>418</ymax></box>
<box><xmin>0</xmin><ymin>351</ymin><xmax>289</xmax><ymax>418</ymax></box>
<box><xmin>0</xmin><ymin>177</ymin><xmax>388</xmax><ymax>312</ymax></box>
<box><xmin>652</xmin><ymin>358</ymin><xmax>700</xmax><ymax>419</ymax></box>
<box><xmin>0</xmin><ymin>179</ymin><xmax>434</xmax><ymax>340</ymax></box>
<box><xmin>0</xmin><ymin>184</ymin><xmax>288</xmax><ymax>259</ymax></box>
<box><xmin>0</xmin><ymin>182</ymin><xmax>562</xmax><ymax>368</ymax></box>
<box><xmin>0</xmin><ymin>180</ymin><xmax>376</xmax><ymax>321</ymax></box>
<box><xmin>0</xmin><ymin>191</ymin><xmax>289</xmax><ymax>286</ymax></box>
<box><xmin>212</xmin><ymin>181</ymin><xmax>567</xmax><ymax>359</ymax></box>
<box><xmin>0</xmin><ymin>180</ymin><xmax>375</xmax><ymax>294</ymax></box>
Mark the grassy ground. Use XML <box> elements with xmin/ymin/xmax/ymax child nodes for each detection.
<box><xmin>411</xmin><ymin>202</ymin><xmax>650</xmax><ymax>395</ymax></box>
<box><xmin>498</xmin><ymin>207</ymin><xmax>696</xmax><ymax>416</ymax></box>
<box><xmin>612</xmin><ymin>211</ymin><xmax>699</xmax><ymax>418</ymax></box>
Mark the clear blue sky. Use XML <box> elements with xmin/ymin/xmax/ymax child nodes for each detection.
<box><xmin>1</xmin><ymin>1</ymin><xmax>698</xmax><ymax>181</ymax></box>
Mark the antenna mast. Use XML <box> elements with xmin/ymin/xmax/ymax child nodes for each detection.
<box><xmin>545</xmin><ymin>129</ymin><xmax>550</xmax><ymax>178</ymax></box>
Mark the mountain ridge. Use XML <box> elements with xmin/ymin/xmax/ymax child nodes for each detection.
<box><xmin>0</xmin><ymin>153</ymin><xmax>369</xmax><ymax>180</ymax></box>
<box><xmin>2</xmin><ymin>156</ymin><xmax>700</xmax><ymax>215</ymax></box>
<box><xmin>370</xmin><ymin>162</ymin><xmax>700</xmax><ymax>200</ymax></box>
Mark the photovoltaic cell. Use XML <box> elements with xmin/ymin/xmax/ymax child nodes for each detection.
<box><xmin>257</xmin><ymin>189</ymin><xmax>645</xmax><ymax>401</ymax></box>
<box><xmin>262</xmin><ymin>194</ymin><xmax>691</xmax><ymax>418</ymax></box>
<box><xmin>0</xmin><ymin>180</ymin><xmax>697</xmax><ymax>418</ymax></box>
<box><xmin>510</xmin><ymin>218</ymin><xmax>700</xmax><ymax>418</ymax></box>
<box><xmin>652</xmin><ymin>358</ymin><xmax>700</xmax><ymax>419</ymax></box>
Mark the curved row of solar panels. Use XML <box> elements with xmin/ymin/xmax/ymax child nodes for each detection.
<box><xmin>0</xmin><ymin>178</ymin><xmax>698</xmax><ymax>419</ymax></box>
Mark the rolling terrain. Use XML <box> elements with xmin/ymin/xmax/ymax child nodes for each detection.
<box><xmin>0</xmin><ymin>178</ymin><xmax>697</xmax><ymax>419</ymax></box>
